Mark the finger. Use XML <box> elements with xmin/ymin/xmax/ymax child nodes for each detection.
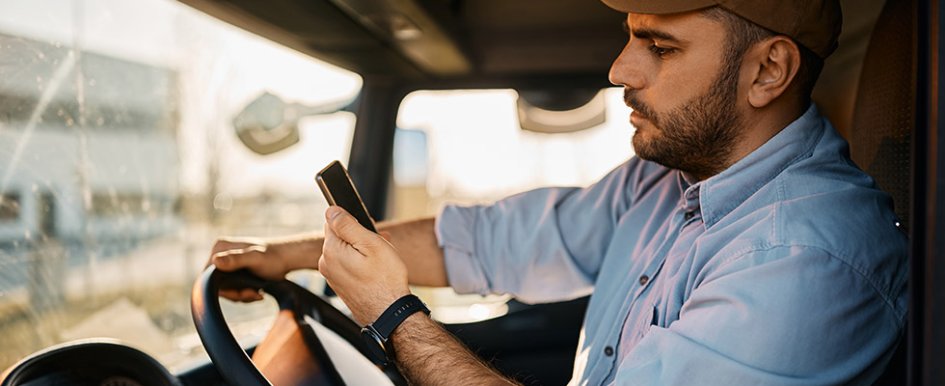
<box><xmin>219</xmin><ymin>287</ymin><xmax>265</xmax><ymax>302</ymax></box>
<box><xmin>206</xmin><ymin>240</ymin><xmax>253</xmax><ymax>269</ymax></box>
<box><xmin>207</xmin><ymin>239</ymin><xmax>261</xmax><ymax>268</ymax></box>
<box><xmin>237</xmin><ymin>288</ymin><xmax>264</xmax><ymax>302</ymax></box>
<box><xmin>218</xmin><ymin>288</ymin><xmax>262</xmax><ymax>302</ymax></box>
<box><xmin>209</xmin><ymin>239</ymin><xmax>263</xmax><ymax>260</ymax></box>
<box><xmin>322</xmin><ymin>210</ymin><xmax>356</xmax><ymax>256</ymax></box>
<box><xmin>212</xmin><ymin>239</ymin><xmax>253</xmax><ymax>252</ymax></box>
<box><xmin>317</xmin><ymin>254</ymin><xmax>338</xmax><ymax>287</ymax></box>
<box><xmin>322</xmin><ymin>217</ymin><xmax>342</xmax><ymax>252</ymax></box>
<box><xmin>219</xmin><ymin>289</ymin><xmax>242</xmax><ymax>301</ymax></box>
<box><xmin>211</xmin><ymin>245</ymin><xmax>268</xmax><ymax>271</ymax></box>
<box><xmin>325</xmin><ymin>206</ymin><xmax>380</xmax><ymax>249</ymax></box>
<box><xmin>317</xmin><ymin>253</ymin><xmax>328</xmax><ymax>273</ymax></box>
<box><xmin>379</xmin><ymin>231</ymin><xmax>393</xmax><ymax>242</ymax></box>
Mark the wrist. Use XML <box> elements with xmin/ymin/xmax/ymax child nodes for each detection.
<box><xmin>360</xmin><ymin>293</ymin><xmax>430</xmax><ymax>365</ymax></box>
<box><xmin>359</xmin><ymin>289</ymin><xmax>411</xmax><ymax>325</ymax></box>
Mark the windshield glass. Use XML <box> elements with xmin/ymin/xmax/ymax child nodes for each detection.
<box><xmin>0</xmin><ymin>0</ymin><xmax>360</xmax><ymax>371</ymax></box>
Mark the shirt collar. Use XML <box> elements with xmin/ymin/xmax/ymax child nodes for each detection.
<box><xmin>690</xmin><ymin>104</ymin><xmax>826</xmax><ymax>228</ymax></box>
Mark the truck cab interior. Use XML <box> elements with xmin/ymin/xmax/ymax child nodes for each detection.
<box><xmin>0</xmin><ymin>0</ymin><xmax>942</xmax><ymax>385</ymax></box>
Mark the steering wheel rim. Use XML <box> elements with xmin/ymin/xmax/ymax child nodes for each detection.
<box><xmin>190</xmin><ymin>266</ymin><xmax>405</xmax><ymax>386</ymax></box>
<box><xmin>191</xmin><ymin>266</ymin><xmax>270</xmax><ymax>385</ymax></box>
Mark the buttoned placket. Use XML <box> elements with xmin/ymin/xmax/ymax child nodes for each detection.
<box><xmin>598</xmin><ymin>183</ymin><xmax>704</xmax><ymax>385</ymax></box>
<box><xmin>681</xmin><ymin>184</ymin><xmax>702</xmax><ymax>228</ymax></box>
<box><xmin>599</xmin><ymin>194</ymin><xmax>702</xmax><ymax>384</ymax></box>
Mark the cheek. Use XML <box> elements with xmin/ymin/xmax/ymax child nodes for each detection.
<box><xmin>649</xmin><ymin>57</ymin><xmax>723</xmax><ymax>107</ymax></box>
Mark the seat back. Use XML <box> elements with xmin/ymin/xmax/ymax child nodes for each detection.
<box><xmin>850</xmin><ymin>0</ymin><xmax>916</xmax><ymax>234</ymax></box>
<box><xmin>849</xmin><ymin>0</ymin><xmax>916</xmax><ymax>384</ymax></box>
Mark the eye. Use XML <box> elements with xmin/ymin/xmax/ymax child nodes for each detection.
<box><xmin>648</xmin><ymin>44</ymin><xmax>674</xmax><ymax>57</ymax></box>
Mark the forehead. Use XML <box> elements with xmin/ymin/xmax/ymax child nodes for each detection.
<box><xmin>625</xmin><ymin>11</ymin><xmax>727</xmax><ymax>44</ymax></box>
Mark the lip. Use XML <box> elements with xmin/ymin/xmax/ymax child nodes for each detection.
<box><xmin>630</xmin><ymin>110</ymin><xmax>647</xmax><ymax>127</ymax></box>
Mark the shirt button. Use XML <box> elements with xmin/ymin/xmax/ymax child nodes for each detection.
<box><xmin>639</xmin><ymin>275</ymin><xmax>649</xmax><ymax>286</ymax></box>
<box><xmin>684</xmin><ymin>211</ymin><xmax>695</xmax><ymax>221</ymax></box>
<box><xmin>604</xmin><ymin>346</ymin><xmax>614</xmax><ymax>356</ymax></box>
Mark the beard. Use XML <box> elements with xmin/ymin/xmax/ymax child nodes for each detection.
<box><xmin>625</xmin><ymin>58</ymin><xmax>743</xmax><ymax>179</ymax></box>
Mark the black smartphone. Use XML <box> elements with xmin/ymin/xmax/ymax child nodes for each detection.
<box><xmin>315</xmin><ymin>160</ymin><xmax>377</xmax><ymax>233</ymax></box>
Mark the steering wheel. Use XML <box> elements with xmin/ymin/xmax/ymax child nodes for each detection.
<box><xmin>190</xmin><ymin>266</ymin><xmax>406</xmax><ymax>386</ymax></box>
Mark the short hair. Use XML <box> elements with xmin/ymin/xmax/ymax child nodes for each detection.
<box><xmin>702</xmin><ymin>7</ymin><xmax>824</xmax><ymax>102</ymax></box>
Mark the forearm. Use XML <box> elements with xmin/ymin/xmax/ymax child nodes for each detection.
<box><xmin>377</xmin><ymin>217</ymin><xmax>448</xmax><ymax>287</ymax></box>
<box><xmin>391</xmin><ymin>313</ymin><xmax>518</xmax><ymax>386</ymax></box>
<box><xmin>265</xmin><ymin>216</ymin><xmax>448</xmax><ymax>286</ymax></box>
<box><xmin>266</xmin><ymin>232</ymin><xmax>325</xmax><ymax>270</ymax></box>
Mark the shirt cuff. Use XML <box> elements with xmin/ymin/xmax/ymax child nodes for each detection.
<box><xmin>435</xmin><ymin>205</ymin><xmax>491</xmax><ymax>295</ymax></box>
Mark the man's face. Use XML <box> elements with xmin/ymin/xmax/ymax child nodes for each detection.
<box><xmin>610</xmin><ymin>11</ymin><xmax>745</xmax><ymax>179</ymax></box>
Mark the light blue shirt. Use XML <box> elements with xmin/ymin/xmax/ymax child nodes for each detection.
<box><xmin>435</xmin><ymin>106</ymin><xmax>908</xmax><ymax>385</ymax></box>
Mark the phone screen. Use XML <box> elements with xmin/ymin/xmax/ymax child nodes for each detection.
<box><xmin>316</xmin><ymin>160</ymin><xmax>377</xmax><ymax>233</ymax></box>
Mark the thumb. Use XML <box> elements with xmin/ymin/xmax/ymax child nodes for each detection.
<box><xmin>325</xmin><ymin>206</ymin><xmax>379</xmax><ymax>249</ymax></box>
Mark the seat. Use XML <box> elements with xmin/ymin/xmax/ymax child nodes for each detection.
<box><xmin>850</xmin><ymin>0</ymin><xmax>916</xmax><ymax>233</ymax></box>
<box><xmin>848</xmin><ymin>0</ymin><xmax>916</xmax><ymax>384</ymax></box>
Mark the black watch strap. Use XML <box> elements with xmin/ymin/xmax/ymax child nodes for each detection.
<box><xmin>370</xmin><ymin>294</ymin><xmax>430</xmax><ymax>339</ymax></box>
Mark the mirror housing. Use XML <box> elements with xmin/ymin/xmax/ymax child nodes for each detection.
<box><xmin>233</xmin><ymin>92</ymin><xmax>352</xmax><ymax>155</ymax></box>
<box><xmin>516</xmin><ymin>89</ymin><xmax>606</xmax><ymax>134</ymax></box>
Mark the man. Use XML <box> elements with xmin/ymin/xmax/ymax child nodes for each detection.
<box><xmin>211</xmin><ymin>0</ymin><xmax>907</xmax><ymax>384</ymax></box>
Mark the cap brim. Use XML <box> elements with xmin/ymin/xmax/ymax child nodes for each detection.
<box><xmin>601</xmin><ymin>0</ymin><xmax>718</xmax><ymax>14</ymax></box>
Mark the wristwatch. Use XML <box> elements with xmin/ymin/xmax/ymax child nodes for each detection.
<box><xmin>360</xmin><ymin>294</ymin><xmax>430</xmax><ymax>365</ymax></box>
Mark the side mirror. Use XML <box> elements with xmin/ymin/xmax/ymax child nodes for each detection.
<box><xmin>233</xmin><ymin>92</ymin><xmax>352</xmax><ymax>155</ymax></box>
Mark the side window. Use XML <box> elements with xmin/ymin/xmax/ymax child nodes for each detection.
<box><xmin>0</xmin><ymin>0</ymin><xmax>360</xmax><ymax>371</ymax></box>
<box><xmin>391</xmin><ymin>88</ymin><xmax>633</xmax><ymax>322</ymax></box>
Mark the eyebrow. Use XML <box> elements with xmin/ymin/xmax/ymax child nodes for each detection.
<box><xmin>621</xmin><ymin>21</ymin><xmax>683</xmax><ymax>45</ymax></box>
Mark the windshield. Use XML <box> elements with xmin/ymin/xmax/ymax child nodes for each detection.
<box><xmin>0</xmin><ymin>0</ymin><xmax>360</xmax><ymax>371</ymax></box>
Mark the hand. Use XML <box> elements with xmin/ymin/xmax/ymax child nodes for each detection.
<box><xmin>319</xmin><ymin>206</ymin><xmax>411</xmax><ymax>326</ymax></box>
<box><xmin>208</xmin><ymin>238</ymin><xmax>295</xmax><ymax>302</ymax></box>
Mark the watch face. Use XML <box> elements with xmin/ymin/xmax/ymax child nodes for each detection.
<box><xmin>361</xmin><ymin>327</ymin><xmax>389</xmax><ymax>365</ymax></box>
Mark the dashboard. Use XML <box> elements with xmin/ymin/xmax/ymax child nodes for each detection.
<box><xmin>1</xmin><ymin>340</ymin><xmax>181</xmax><ymax>386</ymax></box>
<box><xmin>1</xmin><ymin>319</ymin><xmax>396</xmax><ymax>386</ymax></box>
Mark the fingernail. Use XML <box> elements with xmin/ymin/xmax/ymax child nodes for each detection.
<box><xmin>246</xmin><ymin>245</ymin><xmax>267</xmax><ymax>253</ymax></box>
<box><xmin>326</xmin><ymin>206</ymin><xmax>341</xmax><ymax>219</ymax></box>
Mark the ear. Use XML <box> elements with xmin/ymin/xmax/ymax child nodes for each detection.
<box><xmin>746</xmin><ymin>36</ymin><xmax>801</xmax><ymax>108</ymax></box>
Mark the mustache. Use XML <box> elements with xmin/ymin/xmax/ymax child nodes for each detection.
<box><xmin>623</xmin><ymin>88</ymin><xmax>658</xmax><ymax>124</ymax></box>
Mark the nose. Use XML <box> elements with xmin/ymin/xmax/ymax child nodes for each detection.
<box><xmin>609</xmin><ymin>41</ymin><xmax>644</xmax><ymax>90</ymax></box>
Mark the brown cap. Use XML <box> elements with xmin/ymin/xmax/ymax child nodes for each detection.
<box><xmin>601</xmin><ymin>0</ymin><xmax>842</xmax><ymax>58</ymax></box>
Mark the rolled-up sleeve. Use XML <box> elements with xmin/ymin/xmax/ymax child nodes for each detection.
<box><xmin>435</xmin><ymin>205</ymin><xmax>492</xmax><ymax>295</ymax></box>
<box><xmin>434</xmin><ymin>159</ymin><xmax>653</xmax><ymax>304</ymax></box>
<box><xmin>612</xmin><ymin>245</ymin><xmax>905</xmax><ymax>385</ymax></box>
